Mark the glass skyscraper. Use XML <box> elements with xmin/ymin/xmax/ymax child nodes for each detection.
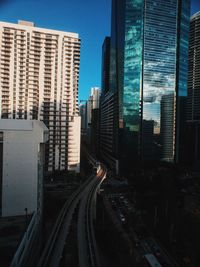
<box><xmin>185</xmin><ymin>11</ymin><xmax>200</xmax><ymax>164</ymax></box>
<box><xmin>187</xmin><ymin>11</ymin><xmax>200</xmax><ymax>121</ymax></box>
<box><xmin>110</xmin><ymin>0</ymin><xmax>190</xmax><ymax>172</ymax></box>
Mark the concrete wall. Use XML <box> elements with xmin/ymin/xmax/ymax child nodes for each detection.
<box><xmin>0</xmin><ymin>120</ymin><xmax>48</xmax><ymax>217</ymax></box>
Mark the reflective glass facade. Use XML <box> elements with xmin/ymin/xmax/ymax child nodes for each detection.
<box><xmin>175</xmin><ymin>0</ymin><xmax>190</xmax><ymax>161</ymax></box>
<box><xmin>123</xmin><ymin>0</ymin><xmax>143</xmax><ymax>132</ymax></box>
<box><xmin>110</xmin><ymin>0</ymin><xmax>190</xmax><ymax>170</ymax></box>
<box><xmin>143</xmin><ymin>0</ymin><xmax>178</xmax><ymax>161</ymax></box>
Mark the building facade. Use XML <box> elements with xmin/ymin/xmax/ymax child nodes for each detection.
<box><xmin>0</xmin><ymin>21</ymin><xmax>81</xmax><ymax>173</ymax></box>
<box><xmin>84</xmin><ymin>87</ymin><xmax>101</xmax><ymax>145</ymax></box>
<box><xmin>100</xmin><ymin>37</ymin><xmax>119</xmax><ymax>172</ymax></box>
<box><xmin>0</xmin><ymin>120</ymin><xmax>48</xmax><ymax>217</ymax></box>
<box><xmin>187</xmin><ymin>11</ymin><xmax>200</xmax><ymax>121</ymax></box>
<box><xmin>106</xmin><ymin>0</ymin><xmax>190</xmax><ymax>173</ymax></box>
<box><xmin>100</xmin><ymin>91</ymin><xmax>118</xmax><ymax>171</ymax></box>
<box><xmin>79</xmin><ymin>103</ymin><xmax>87</xmax><ymax>132</ymax></box>
<box><xmin>186</xmin><ymin>12</ymin><xmax>200</xmax><ymax>164</ymax></box>
<box><xmin>90</xmin><ymin>87</ymin><xmax>101</xmax><ymax>109</ymax></box>
<box><xmin>101</xmin><ymin>37</ymin><xmax>111</xmax><ymax>96</ymax></box>
<box><xmin>91</xmin><ymin>108</ymin><xmax>100</xmax><ymax>155</ymax></box>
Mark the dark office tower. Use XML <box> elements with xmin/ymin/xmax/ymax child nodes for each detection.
<box><xmin>110</xmin><ymin>0</ymin><xmax>190</xmax><ymax>172</ymax></box>
<box><xmin>101</xmin><ymin>37</ymin><xmax>110</xmax><ymax>96</ymax></box>
<box><xmin>186</xmin><ymin>12</ymin><xmax>200</xmax><ymax>164</ymax></box>
<box><xmin>79</xmin><ymin>103</ymin><xmax>87</xmax><ymax>133</ymax></box>
<box><xmin>100</xmin><ymin>37</ymin><xmax>119</xmax><ymax>172</ymax></box>
<box><xmin>91</xmin><ymin>109</ymin><xmax>100</xmax><ymax>156</ymax></box>
<box><xmin>188</xmin><ymin>12</ymin><xmax>200</xmax><ymax>121</ymax></box>
<box><xmin>160</xmin><ymin>94</ymin><xmax>175</xmax><ymax>161</ymax></box>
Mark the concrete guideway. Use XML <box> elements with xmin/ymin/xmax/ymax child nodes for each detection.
<box><xmin>77</xmin><ymin>151</ymin><xmax>107</xmax><ymax>267</ymax></box>
<box><xmin>77</xmin><ymin>172</ymin><xmax>106</xmax><ymax>267</ymax></box>
<box><xmin>37</xmin><ymin>156</ymin><xmax>106</xmax><ymax>267</ymax></box>
<box><xmin>37</xmin><ymin>174</ymin><xmax>95</xmax><ymax>267</ymax></box>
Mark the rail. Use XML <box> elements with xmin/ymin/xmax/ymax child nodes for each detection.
<box><xmin>37</xmin><ymin>173</ymin><xmax>95</xmax><ymax>267</ymax></box>
<box><xmin>11</xmin><ymin>212</ymin><xmax>39</xmax><ymax>267</ymax></box>
<box><xmin>78</xmin><ymin>163</ymin><xmax>106</xmax><ymax>267</ymax></box>
<box><xmin>38</xmin><ymin>151</ymin><xmax>106</xmax><ymax>267</ymax></box>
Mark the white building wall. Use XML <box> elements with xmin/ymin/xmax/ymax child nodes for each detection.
<box><xmin>0</xmin><ymin>120</ymin><xmax>48</xmax><ymax>217</ymax></box>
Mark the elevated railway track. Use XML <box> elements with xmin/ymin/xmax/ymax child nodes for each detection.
<box><xmin>38</xmin><ymin>154</ymin><xmax>106</xmax><ymax>267</ymax></box>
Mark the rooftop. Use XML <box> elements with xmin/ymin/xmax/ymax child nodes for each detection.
<box><xmin>0</xmin><ymin>20</ymin><xmax>79</xmax><ymax>38</ymax></box>
<box><xmin>191</xmin><ymin>11</ymin><xmax>200</xmax><ymax>20</ymax></box>
<box><xmin>0</xmin><ymin>119</ymin><xmax>48</xmax><ymax>132</ymax></box>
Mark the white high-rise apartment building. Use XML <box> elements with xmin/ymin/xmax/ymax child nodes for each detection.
<box><xmin>0</xmin><ymin>20</ymin><xmax>81</xmax><ymax>173</ymax></box>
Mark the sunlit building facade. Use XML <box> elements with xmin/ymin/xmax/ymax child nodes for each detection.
<box><xmin>85</xmin><ymin>87</ymin><xmax>101</xmax><ymax>145</ymax></box>
<box><xmin>0</xmin><ymin>21</ymin><xmax>81</xmax><ymax>173</ymax></box>
<box><xmin>110</xmin><ymin>0</ymin><xmax>190</xmax><ymax>172</ymax></box>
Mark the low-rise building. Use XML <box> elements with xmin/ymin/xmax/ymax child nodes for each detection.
<box><xmin>0</xmin><ymin>119</ymin><xmax>48</xmax><ymax>217</ymax></box>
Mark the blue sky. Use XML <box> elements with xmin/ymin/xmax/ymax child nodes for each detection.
<box><xmin>0</xmin><ymin>0</ymin><xmax>200</xmax><ymax>101</ymax></box>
